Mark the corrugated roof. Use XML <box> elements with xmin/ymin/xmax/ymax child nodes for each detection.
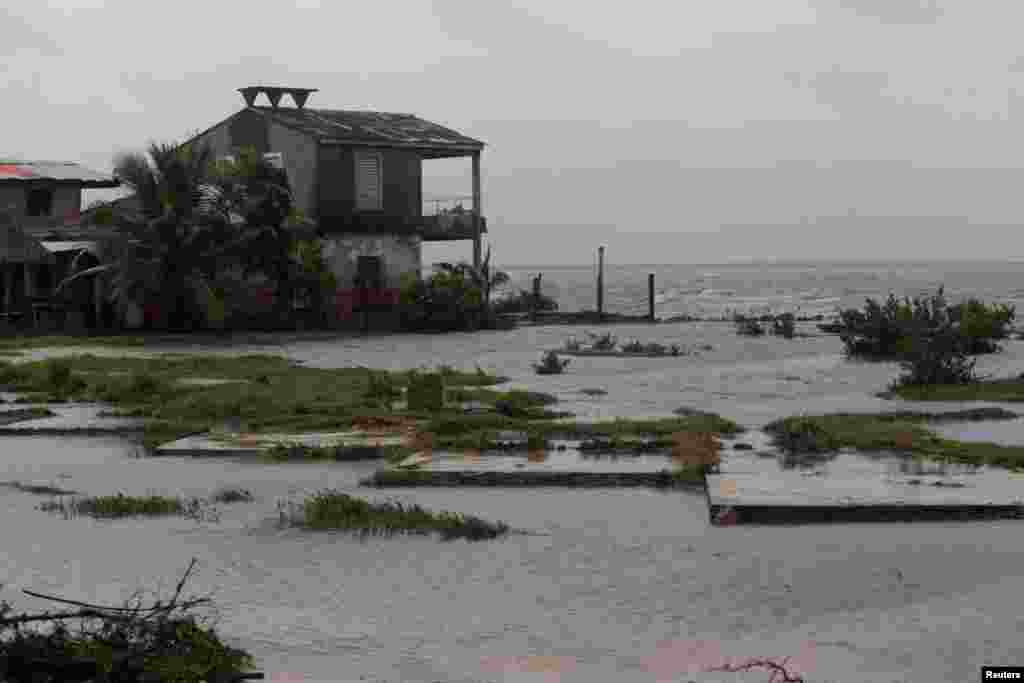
<box><xmin>0</xmin><ymin>161</ymin><xmax>119</xmax><ymax>188</ymax></box>
<box><xmin>252</xmin><ymin>107</ymin><xmax>484</xmax><ymax>156</ymax></box>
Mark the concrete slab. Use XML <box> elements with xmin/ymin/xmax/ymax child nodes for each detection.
<box><xmin>154</xmin><ymin>430</ymin><xmax>407</xmax><ymax>457</ymax></box>
<box><xmin>0</xmin><ymin>402</ymin><xmax>145</xmax><ymax>435</ymax></box>
<box><xmin>706</xmin><ymin>439</ymin><xmax>1024</xmax><ymax>525</ymax></box>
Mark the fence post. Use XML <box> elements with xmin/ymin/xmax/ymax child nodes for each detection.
<box><xmin>648</xmin><ymin>272</ymin><xmax>655</xmax><ymax>322</ymax></box>
<box><xmin>532</xmin><ymin>274</ymin><xmax>542</xmax><ymax>322</ymax></box>
<box><xmin>597</xmin><ymin>245</ymin><xmax>605</xmax><ymax>322</ymax></box>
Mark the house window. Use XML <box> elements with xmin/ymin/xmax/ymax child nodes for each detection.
<box><xmin>355</xmin><ymin>150</ymin><xmax>383</xmax><ymax>211</ymax></box>
<box><xmin>26</xmin><ymin>187</ymin><xmax>54</xmax><ymax>217</ymax></box>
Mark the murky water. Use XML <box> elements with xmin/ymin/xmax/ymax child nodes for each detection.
<box><xmin>5</xmin><ymin>324</ymin><xmax>1024</xmax><ymax>681</ymax></box>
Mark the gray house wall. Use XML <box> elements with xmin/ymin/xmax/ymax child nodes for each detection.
<box><xmin>0</xmin><ymin>185</ymin><xmax>82</xmax><ymax>229</ymax></box>
<box><xmin>267</xmin><ymin>120</ymin><xmax>318</xmax><ymax>219</ymax></box>
<box><xmin>321</xmin><ymin>234</ymin><xmax>422</xmax><ymax>291</ymax></box>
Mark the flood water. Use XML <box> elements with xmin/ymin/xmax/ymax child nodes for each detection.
<box><xmin>5</xmin><ymin>322</ymin><xmax>1024</xmax><ymax>681</ymax></box>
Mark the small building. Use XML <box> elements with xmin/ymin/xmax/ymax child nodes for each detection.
<box><xmin>186</xmin><ymin>86</ymin><xmax>487</xmax><ymax>327</ymax></box>
<box><xmin>0</xmin><ymin>161</ymin><xmax>119</xmax><ymax>330</ymax></box>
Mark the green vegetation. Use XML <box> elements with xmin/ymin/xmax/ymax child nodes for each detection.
<box><xmin>0</xmin><ymin>335</ymin><xmax>150</xmax><ymax>350</ymax></box>
<box><xmin>38</xmin><ymin>493</ymin><xmax>209</xmax><ymax>520</ymax></box>
<box><xmin>399</xmin><ymin>247</ymin><xmax>510</xmax><ymax>332</ymax></box>
<box><xmin>0</xmin><ymin>559</ymin><xmax>256</xmax><ymax>682</ymax></box>
<box><xmin>890</xmin><ymin>375</ymin><xmax>1024</xmax><ymax>402</ymax></box>
<box><xmin>492</xmin><ymin>289</ymin><xmax>558</xmax><ymax>315</ymax></box>
<box><xmin>533</xmin><ymin>350</ymin><xmax>570</xmax><ymax>375</ymax></box>
<box><xmin>734</xmin><ymin>316</ymin><xmax>766</xmax><ymax>337</ymax></box>
<box><xmin>772</xmin><ymin>313</ymin><xmax>796</xmax><ymax>339</ymax></box>
<box><xmin>424</xmin><ymin>414</ymin><xmax>742</xmax><ymax>451</ymax></box>
<box><xmin>0</xmin><ymin>354</ymin><xmax>503</xmax><ymax>448</ymax></box>
<box><xmin>838</xmin><ymin>287</ymin><xmax>1015</xmax><ymax>359</ymax></box>
<box><xmin>282</xmin><ymin>490</ymin><xmax>510</xmax><ymax>541</ymax></box>
<box><xmin>764</xmin><ymin>409</ymin><xmax>1024</xmax><ymax>468</ymax></box>
<box><xmin>266</xmin><ymin>442</ymin><xmax>414</xmax><ymax>463</ymax></box>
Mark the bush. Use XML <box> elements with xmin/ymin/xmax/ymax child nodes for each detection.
<box><xmin>621</xmin><ymin>339</ymin><xmax>644</xmax><ymax>353</ymax></box>
<box><xmin>363</xmin><ymin>370</ymin><xmax>401</xmax><ymax>410</ymax></box>
<box><xmin>0</xmin><ymin>559</ymin><xmax>255</xmax><ymax>682</ymax></box>
<box><xmin>405</xmin><ymin>370</ymin><xmax>445</xmax><ymax>412</ymax></box>
<box><xmin>772</xmin><ymin>313</ymin><xmax>796</xmax><ymax>339</ymax></box>
<box><xmin>734</xmin><ymin>316</ymin><xmax>765</xmax><ymax>337</ymax></box>
<box><xmin>533</xmin><ymin>351</ymin><xmax>570</xmax><ymax>375</ymax></box>
<box><xmin>838</xmin><ymin>287</ymin><xmax>1014</xmax><ymax>359</ymax></box>
<box><xmin>492</xmin><ymin>289</ymin><xmax>558</xmax><ymax>315</ymax></box>
<box><xmin>587</xmin><ymin>332</ymin><xmax>617</xmax><ymax>351</ymax></box>
<box><xmin>891</xmin><ymin>326</ymin><xmax>977</xmax><ymax>389</ymax></box>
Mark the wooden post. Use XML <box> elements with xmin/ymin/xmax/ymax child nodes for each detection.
<box><xmin>596</xmin><ymin>245</ymin><xmax>605</xmax><ymax>321</ymax></box>
<box><xmin>532</xmin><ymin>274</ymin><xmax>542</xmax><ymax>321</ymax></box>
<box><xmin>471</xmin><ymin>151</ymin><xmax>482</xmax><ymax>270</ymax></box>
<box><xmin>648</xmin><ymin>272</ymin><xmax>655</xmax><ymax>322</ymax></box>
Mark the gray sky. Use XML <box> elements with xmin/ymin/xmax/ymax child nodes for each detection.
<box><xmin>4</xmin><ymin>0</ymin><xmax>1024</xmax><ymax>264</ymax></box>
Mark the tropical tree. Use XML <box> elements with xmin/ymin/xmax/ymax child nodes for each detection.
<box><xmin>59</xmin><ymin>143</ymin><xmax>317</xmax><ymax>330</ymax></box>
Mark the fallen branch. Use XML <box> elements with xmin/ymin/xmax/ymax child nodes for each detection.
<box><xmin>707</xmin><ymin>656</ymin><xmax>806</xmax><ymax>683</ymax></box>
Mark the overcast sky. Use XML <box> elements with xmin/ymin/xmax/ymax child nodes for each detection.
<box><xmin>4</xmin><ymin>0</ymin><xmax>1024</xmax><ymax>264</ymax></box>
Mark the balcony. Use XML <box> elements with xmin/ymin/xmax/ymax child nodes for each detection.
<box><xmin>419</xmin><ymin>196</ymin><xmax>485</xmax><ymax>242</ymax></box>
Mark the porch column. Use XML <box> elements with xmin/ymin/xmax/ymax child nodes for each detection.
<box><xmin>471</xmin><ymin>151</ymin><xmax>482</xmax><ymax>270</ymax></box>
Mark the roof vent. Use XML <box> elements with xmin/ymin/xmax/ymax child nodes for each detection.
<box><xmin>238</xmin><ymin>86</ymin><xmax>319</xmax><ymax>110</ymax></box>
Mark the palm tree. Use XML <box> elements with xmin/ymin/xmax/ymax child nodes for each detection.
<box><xmin>60</xmin><ymin>143</ymin><xmax>307</xmax><ymax>331</ymax></box>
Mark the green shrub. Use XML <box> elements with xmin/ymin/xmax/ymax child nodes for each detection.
<box><xmin>492</xmin><ymin>289</ymin><xmax>558</xmax><ymax>315</ymax></box>
<box><xmin>290</xmin><ymin>490</ymin><xmax>510</xmax><ymax>540</ymax></box>
<box><xmin>587</xmin><ymin>332</ymin><xmax>617</xmax><ymax>351</ymax></box>
<box><xmin>838</xmin><ymin>287</ymin><xmax>1014</xmax><ymax>359</ymax></box>
<box><xmin>405</xmin><ymin>370</ymin><xmax>445</xmax><ymax>412</ymax></box>
<box><xmin>772</xmin><ymin>313</ymin><xmax>796</xmax><ymax>339</ymax></box>
<box><xmin>533</xmin><ymin>351</ymin><xmax>570</xmax><ymax>375</ymax></box>
<box><xmin>734</xmin><ymin>316</ymin><xmax>765</xmax><ymax>337</ymax></box>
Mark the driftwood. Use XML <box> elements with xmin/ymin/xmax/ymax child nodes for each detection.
<box><xmin>0</xmin><ymin>558</ymin><xmax>263</xmax><ymax>682</ymax></box>
<box><xmin>707</xmin><ymin>656</ymin><xmax>806</xmax><ymax>682</ymax></box>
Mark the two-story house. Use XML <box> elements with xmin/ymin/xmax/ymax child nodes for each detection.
<box><xmin>0</xmin><ymin>161</ymin><xmax>119</xmax><ymax>329</ymax></box>
<box><xmin>186</xmin><ymin>86</ymin><xmax>486</xmax><ymax>326</ymax></box>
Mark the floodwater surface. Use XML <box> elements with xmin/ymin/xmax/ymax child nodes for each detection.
<box><xmin>4</xmin><ymin>323</ymin><xmax>1024</xmax><ymax>681</ymax></box>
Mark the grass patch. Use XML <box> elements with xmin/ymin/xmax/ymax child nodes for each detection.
<box><xmin>424</xmin><ymin>413</ymin><xmax>742</xmax><ymax>450</ymax></box>
<box><xmin>280</xmin><ymin>490</ymin><xmax>510</xmax><ymax>541</ymax></box>
<box><xmin>0</xmin><ymin>354</ymin><xmax>506</xmax><ymax>448</ymax></box>
<box><xmin>35</xmin><ymin>491</ymin><xmax>243</xmax><ymax>521</ymax></box>
<box><xmin>265</xmin><ymin>442</ymin><xmax>415</xmax><ymax>462</ymax></box>
<box><xmin>39</xmin><ymin>493</ymin><xmax>201</xmax><ymax>520</ymax></box>
<box><xmin>0</xmin><ymin>335</ymin><xmax>150</xmax><ymax>350</ymax></box>
<box><xmin>764</xmin><ymin>409</ymin><xmax>1024</xmax><ymax>468</ymax></box>
<box><xmin>889</xmin><ymin>377</ymin><xmax>1024</xmax><ymax>402</ymax></box>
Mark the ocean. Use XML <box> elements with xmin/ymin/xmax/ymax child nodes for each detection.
<box><xmin>497</xmin><ymin>260</ymin><xmax>1024</xmax><ymax>320</ymax></box>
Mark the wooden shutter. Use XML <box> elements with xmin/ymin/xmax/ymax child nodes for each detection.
<box><xmin>356</xmin><ymin>151</ymin><xmax>382</xmax><ymax>211</ymax></box>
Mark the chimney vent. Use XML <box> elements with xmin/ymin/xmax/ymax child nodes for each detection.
<box><xmin>238</xmin><ymin>86</ymin><xmax>319</xmax><ymax>109</ymax></box>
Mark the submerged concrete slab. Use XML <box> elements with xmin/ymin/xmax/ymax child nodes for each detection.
<box><xmin>0</xmin><ymin>402</ymin><xmax>145</xmax><ymax>435</ymax></box>
<box><xmin>154</xmin><ymin>430</ymin><xmax>407</xmax><ymax>457</ymax></box>
<box><xmin>706</xmin><ymin>441</ymin><xmax>1024</xmax><ymax>525</ymax></box>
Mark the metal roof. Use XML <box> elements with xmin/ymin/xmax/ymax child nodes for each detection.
<box><xmin>0</xmin><ymin>161</ymin><xmax>119</xmax><ymax>188</ymax></box>
<box><xmin>251</xmin><ymin>107</ymin><xmax>485</xmax><ymax>157</ymax></box>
